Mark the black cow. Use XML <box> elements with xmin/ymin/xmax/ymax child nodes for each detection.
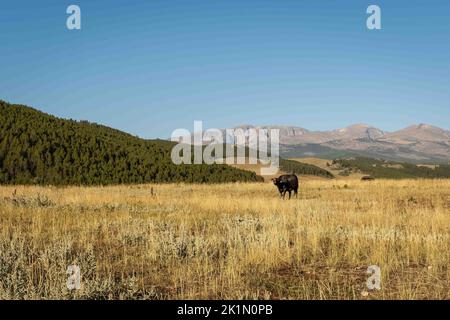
<box><xmin>272</xmin><ymin>174</ymin><xmax>299</xmax><ymax>199</ymax></box>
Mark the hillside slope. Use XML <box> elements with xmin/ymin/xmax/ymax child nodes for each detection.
<box><xmin>293</xmin><ymin>157</ymin><xmax>450</xmax><ymax>179</ymax></box>
<box><xmin>331</xmin><ymin>157</ymin><xmax>450</xmax><ymax>179</ymax></box>
<box><xmin>291</xmin><ymin>157</ymin><xmax>365</xmax><ymax>180</ymax></box>
<box><xmin>230</xmin><ymin>158</ymin><xmax>335</xmax><ymax>182</ymax></box>
<box><xmin>0</xmin><ymin>101</ymin><xmax>262</xmax><ymax>185</ymax></box>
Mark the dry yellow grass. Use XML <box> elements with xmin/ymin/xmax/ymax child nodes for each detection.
<box><xmin>0</xmin><ymin>179</ymin><xmax>449</xmax><ymax>300</ymax></box>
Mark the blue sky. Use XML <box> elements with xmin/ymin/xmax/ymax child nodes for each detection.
<box><xmin>1</xmin><ymin>0</ymin><xmax>449</xmax><ymax>138</ymax></box>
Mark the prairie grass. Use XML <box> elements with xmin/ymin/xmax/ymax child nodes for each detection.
<box><xmin>0</xmin><ymin>179</ymin><xmax>449</xmax><ymax>299</ymax></box>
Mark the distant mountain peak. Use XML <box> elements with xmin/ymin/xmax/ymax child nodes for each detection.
<box><xmin>415</xmin><ymin>123</ymin><xmax>443</xmax><ymax>131</ymax></box>
<box><xmin>346</xmin><ymin>123</ymin><xmax>372</xmax><ymax>129</ymax></box>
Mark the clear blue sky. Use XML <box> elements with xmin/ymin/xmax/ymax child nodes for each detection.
<box><xmin>1</xmin><ymin>0</ymin><xmax>449</xmax><ymax>138</ymax></box>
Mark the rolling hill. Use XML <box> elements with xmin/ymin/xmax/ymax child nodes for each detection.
<box><xmin>330</xmin><ymin>157</ymin><xmax>450</xmax><ymax>179</ymax></box>
<box><xmin>0</xmin><ymin>100</ymin><xmax>263</xmax><ymax>185</ymax></box>
<box><xmin>292</xmin><ymin>157</ymin><xmax>450</xmax><ymax>179</ymax></box>
<box><xmin>230</xmin><ymin>157</ymin><xmax>335</xmax><ymax>181</ymax></box>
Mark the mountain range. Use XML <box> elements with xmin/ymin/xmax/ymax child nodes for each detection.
<box><xmin>231</xmin><ymin>124</ymin><xmax>450</xmax><ymax>163</ymax></box>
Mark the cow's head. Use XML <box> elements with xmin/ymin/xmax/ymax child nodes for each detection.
<box><xmin>271</xmin><ymin>178</ymin><xmax>280</xmax><ymax>186</ymax></box>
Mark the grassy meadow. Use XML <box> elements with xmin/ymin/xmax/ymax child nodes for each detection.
<box><xmin>0</xmin><ymin>179</ymin><xmax>449</xmax><ymax>300</ymax></box>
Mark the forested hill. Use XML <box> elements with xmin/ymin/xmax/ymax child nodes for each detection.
<box><xmin>280</xmin><ymin>158</ymin><xmax>334</xmax><ymax>179</ymax></box>
<box><xmin>0</xmin><ymin>101</ymin><xmax>262</xmax><ymax>185</ymax></box>
<box><xmin>332</xmin><ymin>157</ymin><xmax>450</xmax><ymax>179</ymax></box>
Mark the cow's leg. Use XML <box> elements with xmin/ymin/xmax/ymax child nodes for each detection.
<box><xmin>294</xmin><ymin>188</ymin><xmax>298</xmax><ymax>198</ymax></box>
<box><xmin>282</xmin><ymin>189</ymin><xmax>287</xmax><ymax>199</ymax></box>
<box><xmin>278</xmin><ymin>186</ymin><xmax>284</xmax><ymax>198</ymax></box>
<box><xmin>288</xmin><ymin>190</ymin><xmax>292</xmax><ymax>199</ymax></box>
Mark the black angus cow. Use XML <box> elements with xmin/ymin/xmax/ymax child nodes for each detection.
<box><xmin>272</xmin><ymin>174</ymin><xmax>299</xmax><ymax>199</ymax></box>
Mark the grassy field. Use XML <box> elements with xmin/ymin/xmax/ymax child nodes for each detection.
<box><xmin>0</xmin><ymin>180</ymin><xmax>449</xmax><ymax>300</ymax></box>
